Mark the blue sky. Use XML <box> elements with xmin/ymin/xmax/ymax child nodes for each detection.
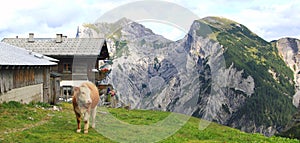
<box><xmin>0</xmin><ymin>0</ymin><xmax>299</xmax><ymax>41</ymax></box>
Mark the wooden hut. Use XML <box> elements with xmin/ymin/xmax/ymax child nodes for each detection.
<box><xmin>0</xmin><ymin>42</ymin><xmax>57</xmax><ymax>104</ymax></box>
<box><xmin>2</xmin><ymin>33</ymin><xmax>109</xmax><ymax>82</ymax></box>
<box><xmin>2</xmin><ymin>33</ymin><xmax>111</xmax><ymax>102</ymax></box>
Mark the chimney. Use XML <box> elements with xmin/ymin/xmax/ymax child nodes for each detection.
<box><xmin>56</xmin><ymin>34</ymin><xmax>62</xmax><ymax>43</ymax></box>
<box><xmin>62</xmin><ymin>35</ymin><xmax>67</xmax><ymax>41</ymax></box>
<box><xmin>28</xmin><ymin>33</ymin><xmax>34</xmax><ymax>42</ymax></box>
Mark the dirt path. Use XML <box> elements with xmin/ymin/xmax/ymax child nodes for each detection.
<box><xmin>2</xmin><ymin>116</ymin><xmax>52</xmax><ymax>135</ymax></box>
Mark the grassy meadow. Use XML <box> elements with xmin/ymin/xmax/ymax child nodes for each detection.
<box><xmin>0</xmin><ymin>101</ymin><xmax>298</xmax><ymax>143</ymax></box>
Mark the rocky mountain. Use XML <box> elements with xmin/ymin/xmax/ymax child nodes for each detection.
<box><xmin>272</xmin><ymin>38</ymin><xmax>300</xmax><ymax>107</ymax></box>
<box><xmin>77</xmin><ymin>17</ymin><xmax>297</xmax><ymax>136</ymax></box>
<box><xmin>271</xmin><ymin>38</ymin><xmax>300</xmax><ymax>139</ymax></box>
<box><xmin>205</xmin><ymin>17</ymin><xmax>297</xmax><ymax>136</ymax></box>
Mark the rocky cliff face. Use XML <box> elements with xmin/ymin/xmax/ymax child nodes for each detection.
<box><xmin>77</xmin><ymin>17</ymin><xmax>296</xmax><ymax>136</ymax></box>
<box><xmin>204</xmin><ymin>17</ymin><xmax>296</xmax><ymax>137</ymax></box>
<box><xmin>97</xmin><ymin>19</ymin><xmax>254</xmax><ymax>124</ymax></box>
<box><xmin>274</xmin><ymin>38</ymin><xmax>300</xmax><ymax>107</ymax></box>
<box><xmin>271</xmin><ymin>37</ymin><xmax>300</xmax><ymax>140</ymax></box>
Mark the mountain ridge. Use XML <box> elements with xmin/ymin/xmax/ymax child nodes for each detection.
<box><xmin>77</xmin><ymin>16</ymin><xmax>297</xmax><ymax>137</ymax></box>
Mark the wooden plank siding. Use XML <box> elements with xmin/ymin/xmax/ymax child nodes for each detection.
<box><xmin>12</xmin><ymin>68</ymin><xmax>43</xmax><ymax>89</ymax></box>
<box><xmin>0</xmin><ymin>66</ymin><xmax>47</xmax><ymax>94</ymax></box>
<box><xmin>0</xmin><ymin>69</ymin><xmax>13</xmax><ymax>93</ymax></box>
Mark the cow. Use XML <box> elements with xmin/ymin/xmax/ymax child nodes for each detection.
<box><xmin>72</xmin><ymin>81</ymin><xmax>100</xmax><ymax>134</ymax></box>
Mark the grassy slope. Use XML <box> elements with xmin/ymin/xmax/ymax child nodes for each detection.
<box><xmin>0</xmin><ymin>101</ymin><xmax>298</xmax><ymax>143</ymax></box>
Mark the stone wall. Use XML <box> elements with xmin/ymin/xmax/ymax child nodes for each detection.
<box><xmin>0</xmin><ymin>83</ymin><xmax>43</xmax><ymax>104</ymax></box>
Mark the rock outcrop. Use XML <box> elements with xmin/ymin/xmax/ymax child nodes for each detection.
<box><xmin>274</xmin><ymin>38</ymin><xmax>300</xmax><ymax>107</ymax></box>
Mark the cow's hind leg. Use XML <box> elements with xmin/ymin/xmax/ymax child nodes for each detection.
<box><xmin>91</xmin><ymin>106</ymin><xmax>97</xmax><ymax>128</ymax></box>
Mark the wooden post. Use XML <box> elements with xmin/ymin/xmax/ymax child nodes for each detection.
<box><xmin>66</xmin><ymin>87</ymin><xmax>69</xmax><ymax>102</ymax></box>
<box><xmin>53</xmin><ymin>79</ymin><xmax>56</xmax><ymax>104</ymax></box>
<box><xmin>49</xmin><ymin>76</ymin><xmax>54</xmax><ymax>105</ymax></box>
<box><xmin>43</xmin><ymin>67</ymin><xmax>50</xmax><ymax>103</ymax></box>
<box><xmin>60</xmin><ymin>87</ymin><xmax>63</xmax><ymax>101</ymax></box>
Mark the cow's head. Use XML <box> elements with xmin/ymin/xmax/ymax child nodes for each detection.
<box><xmin>73</xmin><ymin>86</ymin><xmax>92</xmax><ymax>107</ymax></box>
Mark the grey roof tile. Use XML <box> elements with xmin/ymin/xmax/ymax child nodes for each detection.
<box><xmin>0</xmin><ymin>42</ymin><xmax>57</xmax><ymax>66</ymax></box>
<box><xmin>2</xmin><ymin>38</ymin><xmax>104</xmax><ymax>56</ymax></box>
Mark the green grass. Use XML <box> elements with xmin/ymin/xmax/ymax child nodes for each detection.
<box><xmin>0</xmin><ymin>101</ymin><xmax>298</xmax><ymax>143</ymax></box>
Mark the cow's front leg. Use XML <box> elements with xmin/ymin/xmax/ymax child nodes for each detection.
<box><xmin>76</xmin><ymin>113</ymin><xmax>81</xmax><ymax>133</ymax></box>
<box><xmin>83</xmin><ymin>113</ymin><xmax>90</xmax><ymax>134</ymax></box>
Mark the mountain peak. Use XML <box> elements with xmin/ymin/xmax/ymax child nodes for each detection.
<box><xmin>198</xmin><ymin>16</ymin><xmax>246</xmax><ymax>29</ymax></box>
<box><xmin>114</xmin><ymin>17</ymin><xmax>133</xmax><ymax>26</ymax></box>
<box><xmin>203</xmin><ymin>16</ymin><xmax>238</xmax><ymax>23</ymax></box>
<box><xmin>201</xmin><ymin>16</ymin><xmax>239</xmax><ymax>28</ymax></box>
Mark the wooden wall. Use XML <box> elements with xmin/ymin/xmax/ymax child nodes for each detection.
<box><xmin>0</xmin><ymin>69</ymin><xmax>13</xmax><ymax>93</ymax></box>
<box><xmin>0</xmin><ymin>66</ymin><xmax>51</xmax><ymax>103</ymax></box>
<box><xmin>0</xmin><ymin>67</ymin><xmax>44</xmax><ymax>93</ymax></box>
<box><xmin>51</xmin><ymin>56</ymin><xmax>99</xmax><ymax>81</ymax></box>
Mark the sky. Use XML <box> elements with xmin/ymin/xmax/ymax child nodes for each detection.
<box><xmin>0</xmin><ymin>0</ymin><xmax>299</xmax><ymax>41</ymax></box>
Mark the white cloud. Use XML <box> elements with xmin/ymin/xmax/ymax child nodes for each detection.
<box><xmin>175</xmin><ymin>0</ymin><xmax>300</xmax><ymax>41</ymax></box>
<box><xmin>223</xmin><ymin>0</ymin><xmax>300</xmax><ymax>41</ymax></box>
<box><xmin>0</xmin><ymin>0</ymin><xmax>300</xmax><ymax>41</ymax></box>
<box><xmin>140</xmin><ymin>22</ymin><xmax>186</xmax><ymax>41</ymax></box>
<box><xmin>0</xmin><ymin>0</ymin><xmax>136</xmax><ymax>39</ymax></box>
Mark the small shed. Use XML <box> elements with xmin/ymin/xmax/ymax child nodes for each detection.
<box><xmin>50</xmin><ymin>72</ymin><xmax>61</xmax><ymax>105</ymax></box>
<box><xmin>0</xmin><ymin>42</ymin><xmax>57</xmax><ymax>104</ymax></box>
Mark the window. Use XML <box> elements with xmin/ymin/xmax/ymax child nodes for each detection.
<box><xmin>60</xmin><ymin>86</ymin><xmax>73</xmax><ymax>102</ymax></box>
<box><xmin>63</xmin><ymin>63</ymin><xmax>72</xmax><ymax>73</ymax></box>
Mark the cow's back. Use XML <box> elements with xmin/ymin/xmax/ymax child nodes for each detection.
<box><xmin>81</xmin><ymin>82</ymin><xmax>100</xmax><ymax>108</ymax></box>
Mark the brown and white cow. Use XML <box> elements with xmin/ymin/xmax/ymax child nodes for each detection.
<box><xmin>72</xmin><ymin>81</ymin><xmax>100</xmax><ymax>134</ymax></box>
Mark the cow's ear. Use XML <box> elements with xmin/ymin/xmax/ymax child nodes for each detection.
<box><xmin>74</xmin><ymin>86</ymin><xmax>80</xmax><ymax>92</ymax></box>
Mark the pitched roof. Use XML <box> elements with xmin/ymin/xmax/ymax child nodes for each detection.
<box><xmin>0</xmin><ymin>42</ymin><xmax>57</xmax><ymax>66</ymax></box>
<box><xmin>2</xmin><ymin>37</ymin><xmax>105</xmax><ymax>56</ymax></box>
